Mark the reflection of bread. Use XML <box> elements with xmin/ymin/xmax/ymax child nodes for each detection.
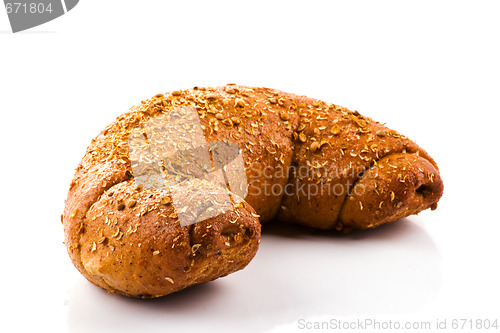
<box><xmin>63</xmin><ymin>84</ymin><xmax>443</xmax><ymax>298</ymax></box>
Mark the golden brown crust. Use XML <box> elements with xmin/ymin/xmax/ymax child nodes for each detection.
<box><xmin>63</xmin><ymin>84</ymin><xmax>443</xmax><ymax>297</ymax></box>
<box><xmin>79</xmin><ymin>180</ymin><xmax>259</xmax><ymax>297</ymax></box>
<box><xmin>338</xmin><ymin>153</ymin><xmax>443</xmax><ymax>229</ymax></box>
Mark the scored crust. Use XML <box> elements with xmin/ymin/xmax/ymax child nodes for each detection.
<box><xmin>63</xmin><ymin>84</ymin><xmax>443</xmax><ymax>297</ymax></box>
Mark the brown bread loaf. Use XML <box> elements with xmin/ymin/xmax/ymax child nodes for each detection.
<box><xmin>63</xmin><ymin>84</ymin><xmax>443</xmax><ymax>297</ymax></box>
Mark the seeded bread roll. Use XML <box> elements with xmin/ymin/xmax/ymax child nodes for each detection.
<box><xmin>62</xmin><ymin>99</ymin><xmax>261</xmax><ymax>298</ymax></box>
<box><xmin>63</xmin><ymin>84</ymin><xmax>443</xmax><ymax>297</ymax></box>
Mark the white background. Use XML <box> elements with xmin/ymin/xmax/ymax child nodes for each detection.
<box><xmin>1</xmin><ymin>1</ymin><xmax>499</xmax><ymax>332</ymax></box>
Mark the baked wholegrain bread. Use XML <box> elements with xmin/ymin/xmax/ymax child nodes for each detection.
<box><xmin>63</xmin><ymin>84</ymin><xmax>443</xmax><ymax>298</ymax></box>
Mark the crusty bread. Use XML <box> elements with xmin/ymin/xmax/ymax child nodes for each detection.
<box><xmin>63</xmin><ymin>84</ymin><xmax>443</xmax><ymax>297</ymax></box>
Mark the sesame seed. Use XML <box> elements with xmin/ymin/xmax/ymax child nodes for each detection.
<box><xmin>191</xmin><ymin>244</ymin><xmax>201</xmax><ymax>254</ymax></box>
<box><xmin>310</xmin><ymin>141</ymin><xmax>321</xmax><ymax>153</ymax></box>
<box><xmin>235</xmin><ymin>98</ymin><xmax>246</xmax><ymax>108</ymax></box>
<box><xmin>331</xmin><ymin>125</ymin><xmax>341</xmax><ymax>135</ymax></box>
<box><xmin>279</xmin><ymin>111</ymin><xmax>290</xmax><ymax>121</ymax></box>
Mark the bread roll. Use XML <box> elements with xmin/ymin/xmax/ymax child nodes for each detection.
<box><xmin>63</xmin><ymin>84</ymin><xmax>443</xmax><ymax>297</ymax></box>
